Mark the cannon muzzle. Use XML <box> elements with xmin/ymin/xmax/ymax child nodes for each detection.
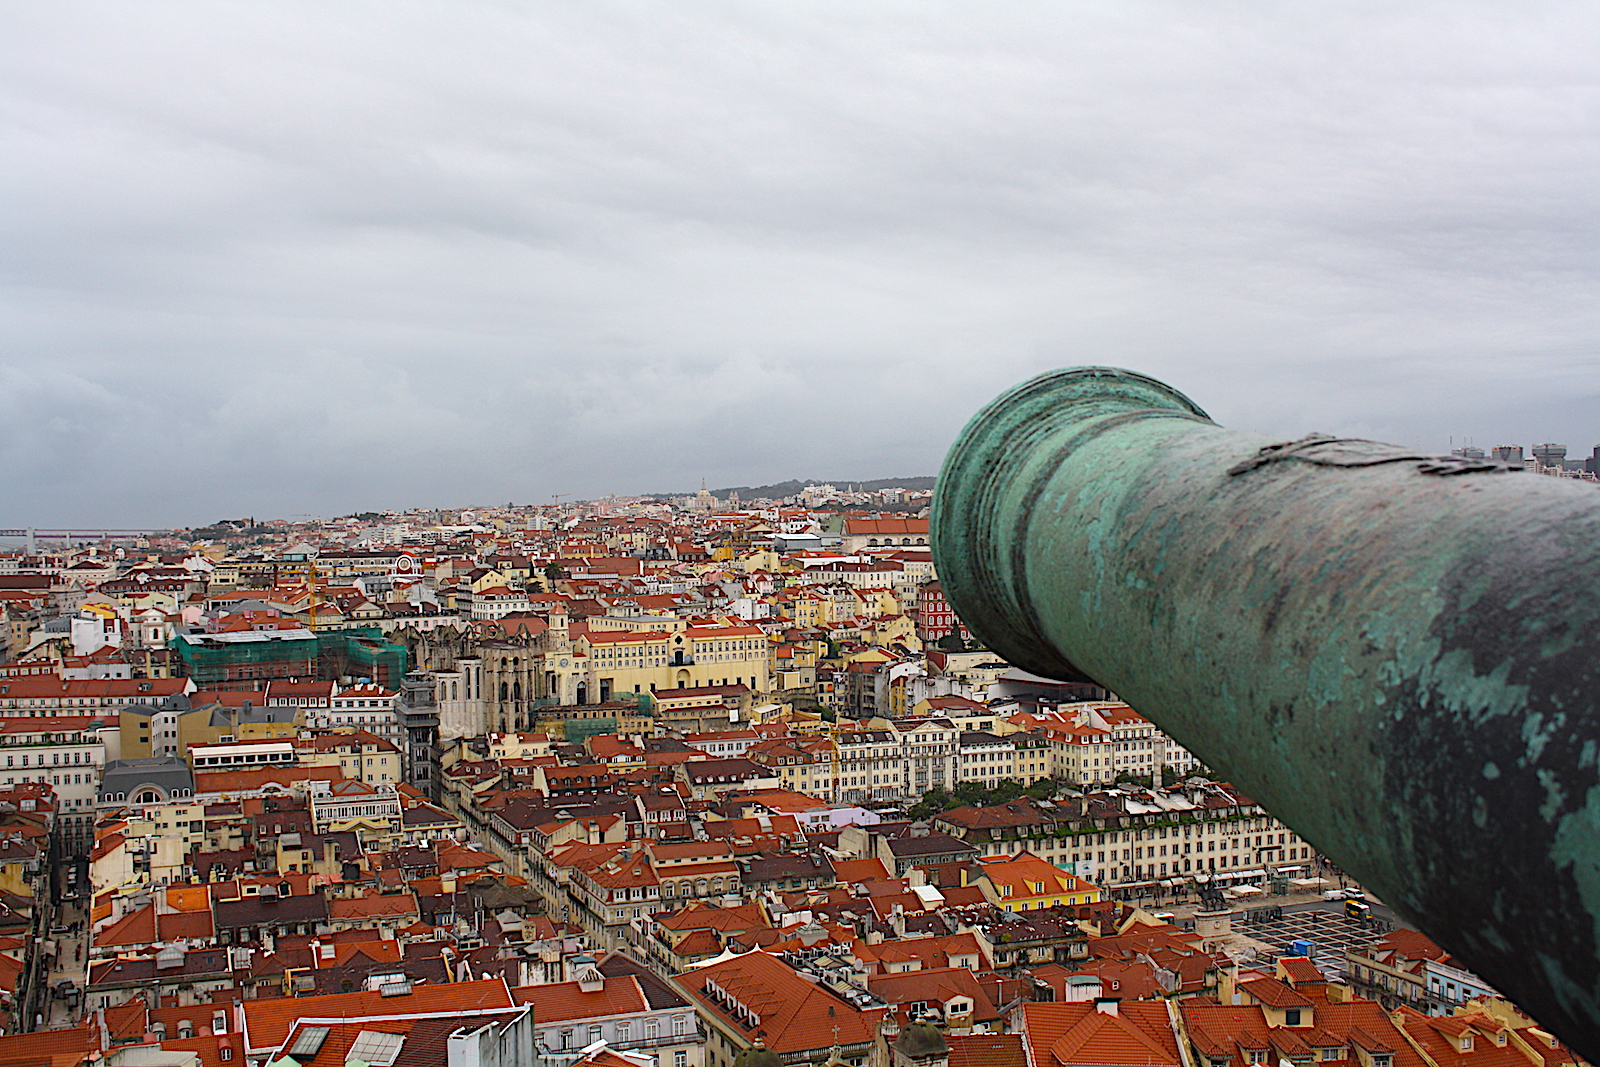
<box><xmin>932</xmin><ymin>367</ymin><xmax>1600</xmax><ymax>1054</ymax></box>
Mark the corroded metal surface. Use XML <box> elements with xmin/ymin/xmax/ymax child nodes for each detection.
<box><xmin>932</xmin><ymin>367</ymin><xmax>1600</xmax><ymax>1055</ymax></box>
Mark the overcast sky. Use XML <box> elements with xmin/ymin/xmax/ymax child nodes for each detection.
<box><xmin>1</xmin><ymin>2</ymin><xmax>1595</xmax><ymax>527</ymax></box>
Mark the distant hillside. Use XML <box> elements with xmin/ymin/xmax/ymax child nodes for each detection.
<box><xmin>651</xmin><ymin>475</ymin><xmax>936</xmax><ymax>501</ymax></box>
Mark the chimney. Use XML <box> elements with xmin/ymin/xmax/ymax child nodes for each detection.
<box><xmin>1094</xmin><ymin>997</ymin><xmax>1120</xmax><ymax>1016</ymax></box>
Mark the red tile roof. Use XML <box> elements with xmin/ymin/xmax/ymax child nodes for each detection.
<box><xmin>195</xmin><ymin>764</ymin><xmax>345</xmax><ymax>795</ymax></box>
<box><xmin>274</xmin><ymin>1009</ymin><xmax>529</xmax><ymax>1067</ymax></box>
<box><xmin>158</xmin><ymin>1032</ymin><xmax>247</xmax><ymax>1067</ymax></box>
<box><xmin>0</xmin><ymin>1025</ymin><xmax>101</xmax><ymax>1067</ymax></box>
<box><xmin>1182</xmin><ymin>1001</ymin><xmax>1429</xmax><ymax>1067</ymax></box>
<box><xmin>241</xmin><ymin>977</ymin><xmax>513</xmax><ymax>1054</ymax></box>
<box><xmin>1239</xmin><ymin>975</ymin><xmax>1313</xmax><ymax>1009</ymax></box>
<box><xmin>328</xmin><ymin>893</ymin><xmax>419</xmax><ymax>920</ymax></box>
<box><xmin>1393</xmin><ymin>1008</ymin><xmax>1529</xmax><ymax>1067</ymax></box>
<box><xmin>510</xmin><ymin>976</ymin><xmax>648</xmax><ymax>1022</ymax></box>
<box><xmin>158</xmin><ymin>909</ymin><xmax>215</xmax><ymax>942</ymax></box>
<box><xmin>680</xmin><ymin>950</ymin><xmax>887</xmax><ymax>1055</ymax></box>
<box><xmin>94</xmin><ymin>902</ymin><xmax>157</xmax><ymax>948</ymax></box>
<box><xmin>947</xmin><ymin>1034</ymin><xmax>1027</xmax><ymax>1067</ymax></box>
<box><xmin>1018</xmin><ymin>1002</ymin><xmax>1180</xmax><ymax>1067</ymax></box>
<box><xmin>829</xmin><ymin>858</ymin><xmax>890</xmax><ymax>882</ymax></box>
<box><xmin>868</xmin><ymin>966</ymin><xmax>1002</xmax><ymax>1026</ymax></box>
<box><xmin>1277</xmin><ymin>955</ymin><xmax>1326</xmax><ymax>985</ymax></box>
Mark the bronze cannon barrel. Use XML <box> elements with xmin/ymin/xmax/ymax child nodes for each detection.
<box><xmin>931</xmin><ymin>367</ymin><xmax>1600</xmax><ymax>1054</ymax></box>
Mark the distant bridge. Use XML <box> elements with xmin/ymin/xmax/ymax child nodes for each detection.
<box><xmin>0</xmin><ymin>528</ymin><xmax>172</xmax><ymax>553</ymax></box>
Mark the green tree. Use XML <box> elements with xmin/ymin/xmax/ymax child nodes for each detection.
<box><xmin>909</xmin><ymin>787</ymin><xmax>953</xmax><ymax>820</ymax></box>
<box><xmin>991</xmin><ymin>778</ymin><xmax>1027</xmax><ymax>803</ymax></box>
<box><xmin>952</xmin><ymin>782</ymin><xmax>987</xmax><ymax>806</ymax></box>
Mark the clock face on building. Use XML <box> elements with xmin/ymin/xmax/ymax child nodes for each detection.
<box><xmin>561</xmin><ymin>660</ymin><xmax>569</xmax><ymax>668</ymax></box>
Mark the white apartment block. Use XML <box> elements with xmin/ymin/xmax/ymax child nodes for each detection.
<box><xmin>316</xmin><ymin>684</ymin><xmax>401</xmax><ymax>745</ymax></box>
<box><xmin>0</xmin><ymin>715</ymin><xmax>107</xmax><ymax>840</ymax></box>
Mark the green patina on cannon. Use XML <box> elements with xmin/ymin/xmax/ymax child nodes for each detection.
<box><xmin>932</xmin><ymin>367</ymin><xmax>1600</xmax><ymax>1055</ymax></box>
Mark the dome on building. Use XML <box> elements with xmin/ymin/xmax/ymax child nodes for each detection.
<box><xmin>733</xmin><ymin>1044</ymin><xmax>784</xmax><ymax>1067</ymax></box>
<box><xmin>894</xmin><ymin>1024</ymin><xmax>948</xmax><ymax>1059</ymax></box>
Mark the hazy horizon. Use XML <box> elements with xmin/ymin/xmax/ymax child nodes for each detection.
<box><xmin>4</xmin><ymin>3</ymin><xmax>1595</xmax><ymax>527</ymax></box>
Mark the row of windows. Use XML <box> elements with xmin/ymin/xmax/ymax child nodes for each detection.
<box><xmin>5</xmin><ymin>750</ymin><xmax>97</xmax><ymax>766</ymax></box>
<box><xmin>1</xmin><ymin>696</ymin><xmax>156</xmax><ymax>708</ymax></box>
<box><xmin>6</xmin><ymin>772</ymin><xmax>96</xmax><ymax>787</ymax></box>
<box><xmin>318</xmin><ymin>803</ymin><xmax>398</xmax><ymax>817</ymax></box>
<box><xmin>550</xmin><ymin>1015</ymin><xmax>690</xmax><ymax>1048</ymax></box>
<box><xmin>101</xmin><ymin>788</ymin><xmax>193</xmax><ymax>802</ymax></box>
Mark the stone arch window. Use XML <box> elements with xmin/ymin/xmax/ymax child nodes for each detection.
<box><xmin>868</xmin><ymin>539</ymin><xmax>878</xmax><ymax>546</ymax></box>
<box><xmin>916</xmin><ymin>537</ymin><xmax>927</xmax><ymax>545</ymax></box>
<box><xmin>500</xmin><ymin>682</ymin><xmax>508</xmax><ymax>701</ymax></box>
<box><xmin>513</xmin><ymin>681</ymin><xmax>522</xmax><ymax>701</ymax></box>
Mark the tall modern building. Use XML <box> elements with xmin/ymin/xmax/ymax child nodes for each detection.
<box><xmin>1533</xmin><ymin>443</ymin><xmax>1569</xmax><ymax>469</ymax></box>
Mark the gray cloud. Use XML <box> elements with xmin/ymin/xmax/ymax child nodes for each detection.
<box><xmin>1</xmin><ymin>1</ymin><xmax>1595</xmax><ymax>525</ymax></box>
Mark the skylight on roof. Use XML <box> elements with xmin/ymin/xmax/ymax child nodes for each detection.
<box><xmin>346</xmin><ymin>1031</ymin><xmax>405</xmax><ymax>1067</ymax></box>
<box><xmin>288</xmin><ymin>1026</ymin><xmax>330</xmax><ymax>1057</ymax></box>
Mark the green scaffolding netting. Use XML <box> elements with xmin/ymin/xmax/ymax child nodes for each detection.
<box><xmin>173</xmin><ymin>626</ymin><xmax>408</xmax><ymax>683</ymax></box>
